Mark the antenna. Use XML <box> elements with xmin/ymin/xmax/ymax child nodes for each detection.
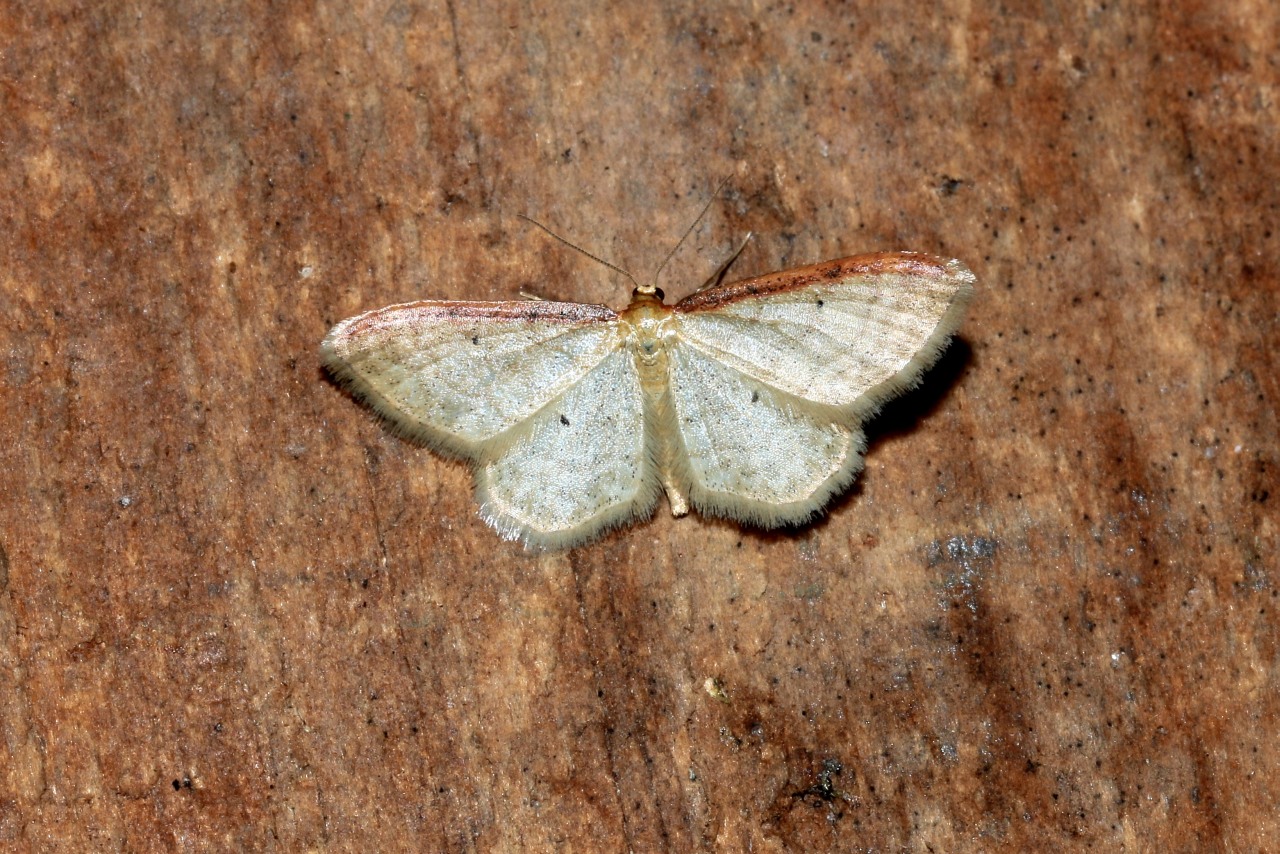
<box><xmin>651</xmin><ymin>175</ymin><xmax>732</xmax><ymax>289</ymax></box>
<box><xmin>517</xmin><ymin>214</ymin><xmax>642</xmax><ymax>292</ymax></box>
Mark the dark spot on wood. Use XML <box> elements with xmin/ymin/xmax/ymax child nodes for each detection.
<box><xmin>939</xmin><ymin>175</ymin><xmax>963</xmax><ymax>195</ymax></box>
<box><xmin>559</xmin><ymin>414</ymin><xmax>570</xmax><ymax>426</ymax></box>
<box><xmin>751</xmin><ymin>390</ymin><xmax>760</xmax><ymax>403</ymax></box>
<box><xmin>816</xmin><ymin>298</ymin><xmax>824</xmax><ymax>307</ymax></box>
<box><xmin>824</xmin><ymin>266</ymin><xmax>842</xmax><ymax>279</ymax></box>
<box><xmin>791</xmin><ymin>758</ymin><xmax>844</xmax><ymax>804</ymax></box>
<box><xmin>471</xmin><ymin>335</ymin><xmax>479</xmax><ymax>344</ymax></box>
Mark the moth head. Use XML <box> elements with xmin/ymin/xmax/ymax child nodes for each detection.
<box><xmin>631</xmin><ymin>285</ymin><xmax>666</xmax><ymax>304</ymax></box>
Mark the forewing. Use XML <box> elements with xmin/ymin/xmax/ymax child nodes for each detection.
<box><xmin>474</xmin><ymin>348</ymin><xmax>658</xmax><ymax>549</ymax></box>
<box><xmin>665</xmin><ymin>343</ymin><xmax>862</xmax><ymax>526</ymax></box>
<box><xmin>673</xmin><ymin>252</ymin><xmax>974</xmax><ymax>414</ymax></box>
<box><xmin>322</xmin><ymin>300</ymin><xmax>620</xmax><ymax>455</ymax></box>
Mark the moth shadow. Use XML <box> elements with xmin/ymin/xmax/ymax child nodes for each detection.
<box><xmin>864</xmin><ymin>334</ymin><xmax>973</xmax><ymax>449</ymax></box>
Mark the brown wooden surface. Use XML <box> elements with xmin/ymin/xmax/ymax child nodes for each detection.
<box><xmin>1</xmin><ymin>1</ymin><xmax>1276</xmax><ymax>850</ymax></box>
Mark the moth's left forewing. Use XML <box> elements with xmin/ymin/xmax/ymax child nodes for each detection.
<box><xmin>321</xmin><ymin>300</ymin><xmax>622</xmax><ymax>457</ymax></box>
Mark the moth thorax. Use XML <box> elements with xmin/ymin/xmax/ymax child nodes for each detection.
<box><xmin>620</xmin><ymin>300</ymin><xmax>673</xmax><ymax>364</ymax></box>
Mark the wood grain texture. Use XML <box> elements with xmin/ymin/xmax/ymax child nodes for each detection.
<box><xmin>1</xmin><ymin>0</ymin><xmax>1276</xmax><ymax>851</ymax></box>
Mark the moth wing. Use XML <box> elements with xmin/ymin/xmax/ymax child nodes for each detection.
<box><xmin>663</xmin><ymin>343</ymin><xmax>863</xmax><ymax>526</ymax></box>
<box><xmin>673</xmin><ymin>252</ymin><xmax>974</xmax><ymax>412</ymax></box>
<box><xmin>321</xmin><ymin>300</ymin><xmax>622</xmax><ymax>455</ymax></box>
<box><xmin>474</xmin><ymin>347</ymin><xmax>659</xmax><ymax>549</ymax></box>
<box><xmin>323</xmin><ymin>299</ymin><xmax>656</xmax><ymax>548</ymax></box>
<box><xmin>665</xmin><ymin>252</ymin><xmax>974</xmax><ymax>525</ymax></box>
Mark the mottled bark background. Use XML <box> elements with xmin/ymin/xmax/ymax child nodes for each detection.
<box><xmin>2</xmin><ymin>0</ymin><xmax>1276</xmax><ymax>850</ymax></box>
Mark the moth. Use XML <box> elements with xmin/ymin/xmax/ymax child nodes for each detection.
<box><xmin>322</xmin><ymin>221</ymin><xmax>974</xmax><ymax>550</ymax></box>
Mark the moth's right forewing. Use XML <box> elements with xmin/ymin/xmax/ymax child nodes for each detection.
<box><xmin>673</xmin><ymin>253</ymin><xmax>974</xmax><ymax>415</ymax></box>
<box><xmin>321</xmin><ymin>300</ymin><xmax>621</xmax><ymax>457</ymax></box>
